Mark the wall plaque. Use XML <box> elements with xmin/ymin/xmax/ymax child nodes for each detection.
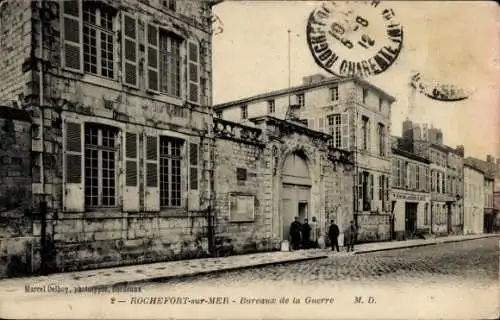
<box><xmin>229</xmin><ymin>194</ymin><xmax>255</xmax><ymax>222</ymax></box>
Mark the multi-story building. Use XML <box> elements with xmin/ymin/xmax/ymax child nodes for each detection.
<box><xmin>465</xmin><ymin>155</ymin><xmax>497</xmax><ymax>232</ymax></box>
<box><xmin>463</xmin><ymin>164</ymin><xmax>484</xmax><ymax>235</ymax></box>
<box><xmin>390</xmin><ymin>137</ymin><xmax>431</xmax><ymax>240</ymax></box>
<box><xmin>401</xmin><ymin>120</ymin><xmax>464</xmax><ymax>235</ymax></box>
<box><xmin>0</xmin><ymin>0</ymin><xmax>220</xmax><ymax>275</ymax></box>
<box><xmin>215</xmin><ymin>74</ymin><xmax>395</xmax><ymax>243</ymax></box>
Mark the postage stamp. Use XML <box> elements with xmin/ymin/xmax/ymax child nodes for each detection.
<box><xmin>307</xmin><ymin>0</ymin><xmax>404</xmax><ymax>78</ymax></box>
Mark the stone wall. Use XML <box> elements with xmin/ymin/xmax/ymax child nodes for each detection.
<box><xmin>213</xmin><ymin>136</ymin><xmax>274</xmax><ymax>254</ymax></box>
<box><xmin>0</xmin><ymin>106</ymin><xmax>37</xmax><ymax>278</ymax></box>
<box><xmin>0</xmin><ymin>1</ymin><xmax>31</xmax><ymax>105</ymax></box>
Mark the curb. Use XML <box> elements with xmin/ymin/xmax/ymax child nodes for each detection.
<box><xmin>110</xmin><ymin>254</ymin><xmax>328</xmax><ymax>288</ymax></box>
<box><xmin>354</xmin><ymin>235</ymin><xmax>500</xmax><ymax>255</ymax></box>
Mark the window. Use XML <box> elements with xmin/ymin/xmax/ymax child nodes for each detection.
<box><xmin>330</xmin><ymin>86</ymin><xmax>339</xmax><ymax>101</ymax></box>
<box><xmin>361</xmin><ymin>116</ymin><xmax>369</xmax><ymax>150</ymax></box>
<box><xmin>296</xmin><ymin>93</ymin><xmax>305</xmax><ymax>107</ymax></box>
<box><xmin>159</xmin><ymin>31</ymin><xmax>181</xmax><ymax>97</ymax></box>
<box><xmin>424</xmin><ymin>203</ymin><xmax>429</xmax><ymax>225</ymax></box>
<box><xmin>162</xmin><ymin>0</ymin><xmax>176</xmax><ymax>11</ymax></box>
<box><xmin>241</xmin><ymin>105</ymin><xmax>248</xmax><ymax>119</ymax></box>
<box><xmin>378</xmin><ymin>97</ymin><xmax>383</xmax><ymax>112</ymax></box>
<box><xmin>267</xmin><ymin>100</ymin><xmax>275</xmax><ymax>114</ymax></box>
<box><xmin>326</xmin><ymin>113</ymin><xmax>350</xmax><ymax>149</ymax></box>
<box><xmin>159</xmin><ymin>137</ymin><xmax>183</xmax><ymax>207</ymax></box>
<box><xmin>379</xmin><ymin>175</ymin><xmax>383</xmax><ymax>201</ymax></box>
<box><xmin>392</xmin><ymin>159</ymin><xmax>399</xmax><ymax>187</ymax></box>
<box><xmin>362</xmin><ymin>88</ymin><xmax>368</xmax><ymax>104</ymax></box>
<box><xmin>84</xmin><ymin>124</ymin><xmax>118</xmax><ymax>207</ymax></box>
<box><xmin>83</xmin><ymin>4</ymin><xmax>116</xmax><ymax>79</ymax></box>
<box><xmin>378</xmin><ymin>123</ymin><xmax>385</xmax><ymax>156</ymax></box>
<box><xmin>416</xmin><ymin>165</ymin><xmax>420</xmax><ymax>190</ymax></box>
<box><xmin>328</xmin><ymin>114</ymin><xmax>341</xmax><ymax>148</ymax></box>
<box><xmin>215</xmin><ymin>111</ymin><xmax>222</xmax><ymax>118</ymax></box>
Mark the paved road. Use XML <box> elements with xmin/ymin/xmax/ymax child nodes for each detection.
<box><xmin>1</xmin><ymin>238</ymin><xmax>498</xmax><ymax>319</ymax></box>
<box><xmin>151</xmin><ymin>237</ymin><xmax>499</xmax><ymax>288</ymax></box>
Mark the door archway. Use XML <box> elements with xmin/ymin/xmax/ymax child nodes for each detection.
<box><xmin>281</xmin><ymin>152</ymin><xmax>312</xmax><ymax>241</ymax></box>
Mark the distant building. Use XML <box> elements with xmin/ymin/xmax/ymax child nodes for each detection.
<box><xmin>463</xmin><ymin>164</ymin><xmax>484</xmax><ymax>234</ymax></box>
<box><xmin>390</xmin><ymin>140</ymin><xmax>431</xmax><ymax>240</ymax></box>
<box><xmin>215</xmin><ymin>74</ymin><xmax>396</xmax><ymax>243</ymax></box>
<box><xmin>465</xmin><ymin>156</ymin><xmax>497</xmax><ymax>233</ymax></box>
<box><xmin>399</xmin><ymin>120</ymin><xmax>464</xmax><ymax>236</ymax></box>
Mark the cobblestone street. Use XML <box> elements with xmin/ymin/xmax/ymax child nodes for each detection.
<box><xmin>150</xmin><ymin>237</ymin><xmax>498</xmax><ymax>288</ymax></box>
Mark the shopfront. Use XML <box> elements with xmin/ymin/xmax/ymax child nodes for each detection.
<box><xmin>391</xmin><ymin>190</ymin><xmax>431</xmax><ymax>240</ymax></box>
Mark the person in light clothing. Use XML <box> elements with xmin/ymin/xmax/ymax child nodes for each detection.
<box><xmin>309</xmin><ymin>216</ymin><xmax>320</xmax><ymax>248</ymax></box>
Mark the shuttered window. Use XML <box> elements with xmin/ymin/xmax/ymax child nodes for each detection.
<box><xmin>122</xmin><ymin>11</ymin><xmax>138</xmax><ymax>87</ymax></box>
<box><xmin>187</xmin><ymin>41</ymin><xmax>200</xmax><ymax>104</ymax></box>
<box><xmin>189</xmin><ymin>143</ymin><xmax>199</xmax><ymax>190</ymax></box>
<box><xmin>159</xmin><ymin>136</ymin><xmax>184</xmax><ymax>207</ymax></box>
<box><xmin>84</xmin><ymin>124</ymin><xmax>118</xmax><ymax>207</ymax></box>
<box><xmin>65</xmin><ymin>121</ymin><xmax>82</xmax><ymax>183</ymax></box>
<box><xmin>83</xmin><ymin>4</ymin><xmax>115</xmax><ymax>79</ymax></box>
<box><xmin>125</xmin><ymin>132</ymin><xmax>138</xmax><ymax>186</ymax></box>
<box><xmin>61</xmin><ymin>0</ymin><xmax>83</xmax><ymax>72</ymax></box>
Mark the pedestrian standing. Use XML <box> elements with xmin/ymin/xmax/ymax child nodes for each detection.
<box><xmin>328</xmin><ymin>220</ymin><xmax>340</xmax><ymax>252</ymax></box>
<box><xmin>289</xmin><ymin>216</ymin><xmax>302</xmax><ymax>251</ymax></box>
<box><xmin>309</xmin><ymin>216</ymin><xmax>320</xmax><ymax>248</ymax></box>
<box><xmin>344</xmin><ymin>220</ymin><xmax>358</xmax><ymax>252</ymax></box>
<box><xmin>302</xmin><ymin>218</ymin><xmax>311</xmax><ymax>249</ymax></box>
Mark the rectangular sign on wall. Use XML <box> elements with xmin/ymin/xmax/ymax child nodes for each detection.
<box><xmin>229</xmin><ymin>194</ymin><xmax>255</xmax><ymax>222</ymax></box>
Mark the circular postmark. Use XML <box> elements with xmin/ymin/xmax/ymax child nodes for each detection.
<box><xmin>307</xmin><ymin>1</ymin><xmax>404</xmax><ymax>78</ymax></box>
<box><xmin>411</xmin><ymin>72</ymin><xmax>471</xmax><ymax>102</ymax></box>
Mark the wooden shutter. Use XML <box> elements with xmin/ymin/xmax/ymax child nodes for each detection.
<box><xmin>61</xmin><ymin>0</ymin><xmax>83</xmax><ymax>72</ymax></box>
<box><xmin>187</xmin><ymin>40</ymin><xmax>200</xmax><ymax>104</ymax></box>
<box><xmin>385</xmin><ymin>174</ymin><xmax>389</xmax><ymax>211</ymax></box>
<box><xmin>123</xmin><ymin>132</ymin><xmax>139</xmax><ymax>212</ymax></box>
<box><xmin>188</xmin><ymin>142</ymin><xmax>200</xmax><ymax>211</ymax></box>
<box><xmin>319</xmin><ymin>117</ymin><xmax>325</xmax><ymax>133</ymax></box>
<box><xmin>122</xmin><ymin>11</ymin><xmax>138</xmax><ymax>88</ymax></box>
<box><xmin>63</xmin><ymin>120</ymin><xmax>84</xmax><ymax>212</ymax></box>
<box><xmin>145</xmin><ymin>23</ymin><xmax>159</xmax><ymax>92</ymax></box>
<box><xmin>144</xmin><ymin>133</ymin><xmax>159</xmax><ymax>211</ymax></box>
<box><xmin>341</xmin><ymin>112</ymin><xmax>349</xmax><ymax>150</ymax></box>
<box><xmin>369</xmin><ymin>174</ymin><xmax>374</xmax><ymax>202</ymax></box>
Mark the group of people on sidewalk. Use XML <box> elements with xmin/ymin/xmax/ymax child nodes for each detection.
<box><xmin>289</xmin><ymin>216</ymin><xmax>358</xmax><ymax>252</ymax></box>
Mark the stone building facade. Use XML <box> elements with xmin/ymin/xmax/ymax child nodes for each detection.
<box><xmin>215</xmin><ymin>74</ymin><xmax>395</xmax><ymax>243</ymax></box>
<box><xmin>212</xmin><ymin>116</ymin><xmax>354</xmax><ymax>253</ymax></box>
<box><xmin>463</xmin><ymin>164</ymin><xmax>484</xmax><ymax>235</ymax></box>
<box><xmin>0</xmin><ymin>0</ymin><xmax>222</xmax><ymax>276</ymax></box>
<box><xmin>390</xmin><ymin>143</ymin><xmax>431</xmax><ymax>240</ymax></box>
<box><xmin>401</xmin><ymin>120</ymin><xmax>464</xmax><ymax>235</ymax></box>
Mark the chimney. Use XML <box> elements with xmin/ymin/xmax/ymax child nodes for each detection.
<box><xmin>303</xmin><ymin>74</ymin><xmax>327</xmax><ymax>85</ymax></box>
<box><xmin>486</xmin><ymin>154</ymin><xmax>493</xmax><ymax>163</ymax></box>
<box><xmin>455</xmin><ymin>145</ymin><xmax>464</xmax><ymax>157</ymax></box>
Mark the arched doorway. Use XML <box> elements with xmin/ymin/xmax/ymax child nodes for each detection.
<box><xmin>281</xmin><ymin>152</ymin><xmax>312</xmax><ymax>240</ymax></box>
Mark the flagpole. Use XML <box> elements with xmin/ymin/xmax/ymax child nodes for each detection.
<box><xmin>288</xmin><ymin>29</ymin><xmax>291</xmax><ymax>108</ymax></box>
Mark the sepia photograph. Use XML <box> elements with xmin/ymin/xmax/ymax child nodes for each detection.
<box><xmin>0</xmin><ymin>0</ymin><xmax>498</xmax><ymax>319</ymax></box>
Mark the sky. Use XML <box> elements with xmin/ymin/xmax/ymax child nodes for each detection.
<box><xmin>211</xmin><ymin>1</ymin><xmax>499</xmax><ymax>160</ymax></box>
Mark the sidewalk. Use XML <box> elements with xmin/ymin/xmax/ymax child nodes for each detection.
<box><xmin>353</xmin><ymin>233</ymin><xmax>499</xmax><ymax>254</ymax></box>
<box><xmin>0</xmin><ymin>233</ymin><xmax>497</xmax><ymax>300</ymax></box>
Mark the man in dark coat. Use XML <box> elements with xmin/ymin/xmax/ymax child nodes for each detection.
<box><xmin>289</xmin><ymin>216</ymin><xmax>302</xmax><ymax>251</ymax></box>
<box><xmin>344</xmin><ymin>220</ymin><xmax>358</xmax><ymax>252</ymax></box>
<box><xmin>302</xmin><ymin>218</ymin><xmax>311</xmax><ymax>249</ymax></box>
<box><xmin>328</xmin><ymin>220</ymin><xmax>340</xmax><ymax>252</ymax></box>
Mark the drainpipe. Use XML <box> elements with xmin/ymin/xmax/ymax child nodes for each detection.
<box><xmin>38</xmin><ymin>1</ymin><xmax>47</xmax><ymax>274</ymax></box>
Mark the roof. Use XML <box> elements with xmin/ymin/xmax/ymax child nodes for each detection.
<box><xmin>465</xmin><ymin>157</ymin><xmax>496</xmax><ymax>179</ymax></box>
<box><xmin>214</xmin><ymin>75</ymin><xmax>396</xmax><ymax>110</ymax></box>
<box><xmin>464</xmin><ymin>162</ymin><xmax>485</xmax><ymax>175</ymax></box>
<box><xmin>0</xmin><ymin>105</ymin><xmax>31</xmax><ymax>122</ymax></box>
<box><xmin>392</xmin><ymin>147</ymin><xmax>430</xmax><ymax>164</ymax></box>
